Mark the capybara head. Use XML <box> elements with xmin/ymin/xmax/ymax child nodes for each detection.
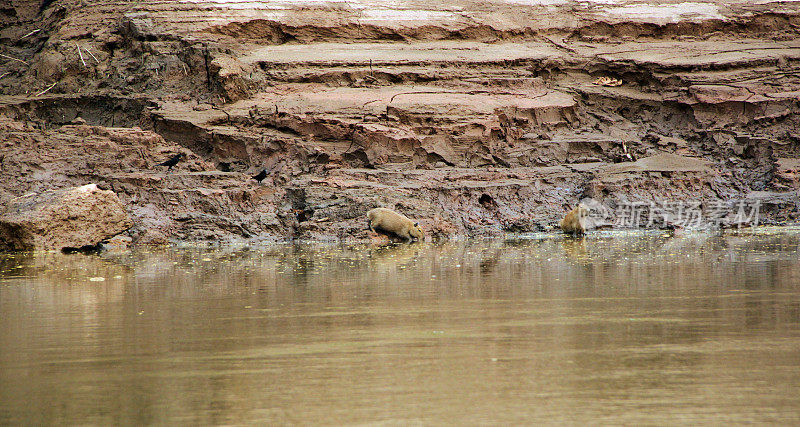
<box><xmin>409</xmin><ymin>222</ymin><xmax>424</xmax><ymax>241</ymax></box>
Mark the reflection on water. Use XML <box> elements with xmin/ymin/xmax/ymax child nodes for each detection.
<box><xmin>1</xmin><ymin>229</ymin><xmax>800</xmax><ymax>424</ymax></box>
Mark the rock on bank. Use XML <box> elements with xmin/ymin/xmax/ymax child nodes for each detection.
<box><xmin>0</xmin><ymin>184</ymin><xmax>132</xmax><ymax>251</ymax></box>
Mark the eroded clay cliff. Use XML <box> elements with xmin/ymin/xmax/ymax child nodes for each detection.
<box><xmin>1</xmin><ymin>0</ymin><xmax>798</xmax><ymax>245</ymax></box>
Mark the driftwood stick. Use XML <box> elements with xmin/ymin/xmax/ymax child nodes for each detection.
<box><xmin>83</xmin><ymin>46</ymin><xmax>100</xmax><ymax>63</ymax></box>
<box><xmin>0</xmin><ymin>72</ymin><xmax>10</xmax><ymax>80</ymax></box>
<box><xmin>34</xmin><ymin>82</ymin><xmax>57</xmax><ymax>97</ymax></box>
<box><xmin>0</xmin><ymin>53</ymin><xmax>27</xmax><ymax>65</ymax></box>
<box><xmin>76</xmin><ymin>43</ymin><xmax>86</xmax><ymax>67</ymax></box>
<box><xmin>20</xmin><ymin>29</ymin><xmax>41</xmax><ymax>40</ymax></box>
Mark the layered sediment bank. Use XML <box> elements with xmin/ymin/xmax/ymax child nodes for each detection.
<box><xmin>1</xmin><ymin>0</ymin><xmax>798</xmax><ymax>245</ymax></box>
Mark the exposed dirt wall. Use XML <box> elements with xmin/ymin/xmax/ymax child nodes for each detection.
<box><xmin>1</xmin><ymin>1</ymin><xmax>798</xmax><ymax>245</ymax></box>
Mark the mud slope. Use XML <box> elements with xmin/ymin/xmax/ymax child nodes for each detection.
<box><xmin>1</xmin><ymin>0</ymin><xmax>799</xmax><ymax>244</ymax></box>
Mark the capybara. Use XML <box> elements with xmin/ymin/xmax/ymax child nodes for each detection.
<box><xmin>367</xmin><ymin>208</ymin><xmax>423</xmax><ymax>242</ymax></box>
<box><xmin>560</xmin><ymin>204</ymin><xmax>589</xmax><ymax>235</ymax></box>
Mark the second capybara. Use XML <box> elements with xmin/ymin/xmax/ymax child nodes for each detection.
<box><xmin>367</xmin><ymin>208</ymin><xmax>423</xmax><ymax>242</ymax></box>
<box><xmin>560</xmin><ymin>204</ymin><xmax>589</xmax><ymax>235</ymax></box>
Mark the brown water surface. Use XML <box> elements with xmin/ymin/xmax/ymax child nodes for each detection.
<box><xmin>1</xmin><ymin>229</ymin><xmax>800</xmax><ymax>425</ymax></box>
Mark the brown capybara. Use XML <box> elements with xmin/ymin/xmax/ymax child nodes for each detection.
<box><xmin>560</xmin><ymin>204</ymin><xmax>589</xmax><ymax>235</ymax></box>
<box><xmin>367</xmin><ymin>208</ymin><xmax>423</xmax><ymax>242</ymax></box>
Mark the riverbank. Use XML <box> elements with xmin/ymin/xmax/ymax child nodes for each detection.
<box><xmin>1</xmin><ymin>0</ymin><xmax>798</xmax><ymax>247</ymax></box>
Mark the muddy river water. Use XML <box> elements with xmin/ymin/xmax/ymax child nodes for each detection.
<box><xmin>1</xmin><ymin>229</ymin><xmax>799</xmax><ymax>425</ymax></box>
